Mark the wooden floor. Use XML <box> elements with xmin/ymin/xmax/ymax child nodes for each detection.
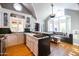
<box><xmin>50</xmin><ymin>42</ymin><xmax>79</xmax><ymax>56</ymax></box>
<box><xmin>5</xmin><ymin>42</ymin><xmax>79</xmax><ymax>56</ymax></box>
<box><xmin>5</xmin><ymin>44</ymin><xmax>33</xmax><ymax>56</ymax></box>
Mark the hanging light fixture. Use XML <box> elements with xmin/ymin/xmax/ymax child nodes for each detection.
<box><xmin>50</xmin><ymin>4</ymin><xmax>55</xmax><ymax>18</ymax></box>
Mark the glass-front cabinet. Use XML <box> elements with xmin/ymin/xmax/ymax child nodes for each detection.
<box><xmin>25</xmin><ymin>17</ymin><xmax>30</xmax><ymax>29</ymax></box>
<box><xmin>0</xmin><ymin>11</ymin><xmax>9</xmax><ymax>28</ymax></box>
<box><xmin>0</xmin><ymin>11</ymin><xmax>2</xmax><ymax>27</ymax></box>
<box><xmin>3</xmin><ymin>12</ymin><xmax>9</xmax><ymax>27</ymax></box>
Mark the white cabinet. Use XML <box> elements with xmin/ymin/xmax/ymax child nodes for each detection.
<box><xmin>0</xmin><ymin>12</ymin><xmax>2</xmax><ymax>27</ymax></box>
<box><xmin>0</xmin><ymin>8</ymin><xmax>35</xmax><ymax>31</ymax></box>
<box><xmin>33</xmin><ymin>39</ymin><xmax>38</xmax><ymax>55</ymax></box>
<box><xmin>0</xmin><ymin>10</ymin><xmax>3</xmax><ymax>28</ymax></box>
<box><xmin>15</xmin><ymin>33</ymin><xmax>24</xmax><ymax>44</ymax></box>
<box><xmin>30</xmin><ymin>17</ymin><xmax>35</xmax><ymax>32</ymax></box>
<box><xmin>0</xmin><ymin>36</ymin><xmax>6</xmax><ymax>56</ymax></box>
<box><xmin>0</xmin><ymin>9</ymin><xmax>10</xmax><ymax>28</ymax></box>
<box><xmin>73</xmin><ymin>30</ymin><xmax>79</xmax><ymax>46</ymax></box>
<box><xmin>5</xmin><ymin>33</ymin><xmax>24</xmax><ymax>47</ymax></box>
<box><xmin>5</xmin><ymin>34</ymin><xmax>17</xmax><ymax>47</ymax></box>
<box><xmin>26</xmin><ymin>35</ymin><xmax>38</xmax><ymax>56</ymax></box>
<box><xmin>25</xmin><ymin>16</ymin><xmax>35</xmax><ymax>32</ymax></box>
<box><xmin>2</xmin><ymin>12</ymin><xmax>9</xmax><ymax>28</ymax></box>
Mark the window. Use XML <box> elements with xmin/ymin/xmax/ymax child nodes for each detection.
<box><xmin>48</xmin><ymin>15</ymin><xmax>71</xmax><ymax>33</ymax></box>
<box><xmin>59</xmin><ymin>16</ymin><xmax>66</xmax><ymax>33</ymax></box>
<box><xmin>53</xmin><ymin>18</ymin><xmax>59</xmax><ymax>32</ymax></box>
<box><xmin>60</xmin><ymin>22</ymin><xmax>66</xmax><ymax>33</ymax></box>
<box><xmin>48</xmin><ymin>19</ymin><xmax>53</xmax><ymax>32</ymax></box>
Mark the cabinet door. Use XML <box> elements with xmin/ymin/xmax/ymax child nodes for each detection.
<box><xmin>0</xmin><ymin>39</ymin><xmax>6</xmax><ymax>56</ymax></box>
<box><xmin>30</xmin><ymin>16</ymin><xmax>35</xmax><ymax>32</ymax></box>
<box><xmin>0</xmin><ymin>12</ymin><xmax>3</xmax><ymax>28</ymax></box>
<box><xmin>30</xmin><ymin>37</ymin><xmax>34</xmax><ymax>52</ymax></box>
<box><xmin>33</xmin><ymin>39</ymin><xmax>38</xmax><ymax>56</ymax></box>
<box><xmin>26</xmin><ymin>35</ymin><xmax>38</xmax><ymax>56</ymax></box>
<box><xmin>26</xmin><ymin>35</ymin><xmax>31</xmax><ymax>48</ymax></box>
<box><xmin>16</xmin><ymin>33</ymin><xmax>24</xmax><ymax>44</ymax></box>
<box><xmin>2</xmin><ymin>12</ymin><xmax>9</xmax><ymax>28</ymax></box>
<box><xmin>25</xmin><ymin>16</ymin><xmax>30</xmax><ymax>29</ymax></box>
<box><xmin>5</xmin><ymin>34</ymin><xmax>17</xmax><ymax>47</ymax></box>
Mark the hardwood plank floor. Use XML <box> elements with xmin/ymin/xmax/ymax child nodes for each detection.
<box><xmin>49</xmin><ymin>42</ymin><xmax>79</xmax><ymax>56</ymax></box>
<box><xmin>5</xmin><ymin>44</ymin><xmax>33</xmax><ymax>56</ymax></box>
<box><xmin>5</xmin><ymin>42</ymin><xmax>79</xmax><ymax>56</ymax></box>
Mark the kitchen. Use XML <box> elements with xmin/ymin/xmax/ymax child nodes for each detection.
<box><xmin>0</xmin><ymin>3</ymin><xmax>79</xmax><ymax>56</ymax></box>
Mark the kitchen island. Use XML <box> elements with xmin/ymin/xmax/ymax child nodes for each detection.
<box><xmin>25</xmin><ymin>33</ymin><xmax>50</xmax><ymax>56</ymax></box>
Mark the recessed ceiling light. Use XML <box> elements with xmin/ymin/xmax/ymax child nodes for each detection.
<box><xmin>13</xmin><ymin>3</ymin><xmax>22</xmax><ymax>11</ymax></box>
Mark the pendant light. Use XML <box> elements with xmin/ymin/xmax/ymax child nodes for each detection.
<box><xmin>50</xmin><ymin>4</ymin><xmax>55</xmax><ymax>18</ymax></box>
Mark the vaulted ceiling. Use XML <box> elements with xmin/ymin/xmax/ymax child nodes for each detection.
<box><xmin>22</xmin><ymin>3</ymin><xmax>79</xmax><ymax>21</ymax></box>
<box><xmin>1</xmin><ymin>3</ymin><xmax>79</xmax><ymax>21</ymax></box>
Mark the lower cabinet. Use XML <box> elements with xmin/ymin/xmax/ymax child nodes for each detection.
<box><xmin>26</xmin><ymin>35</ymin><xmax>38</xmax><ymax>55</ymax></box>
<box><xmin>5</xmin><ymin>33</ymin><xmax>24</xmax><ymax>47</ymax></box>
<box><xmin>0</xmin><ymin>37</ymin><xmax>6</xmax><ymax>56</ymax></box>
<box><xmin>26</xmin><ymin>34</ymin><xmax>50</xmax><ymax>56</ymax></box>
<box><xmin>5</xmin><ymin>34</ymin><xmax>17</xmax><ymax>47</ymax></box>
<box><xmin>33</xmin><ymin>39</ymin><xmax>38</xmax><ymax>55</ymax></box>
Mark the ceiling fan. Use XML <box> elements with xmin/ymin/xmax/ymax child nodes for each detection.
<box><xmin>50</xmin><ymin>4</ymin><xmax>55</xmax><ymax>18</ymax></box>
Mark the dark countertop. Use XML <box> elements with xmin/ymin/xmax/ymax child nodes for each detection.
<box><xmin>25</xmin><ymin>33</ymin><xmax>49</xmax><ymax>40</ymax></box>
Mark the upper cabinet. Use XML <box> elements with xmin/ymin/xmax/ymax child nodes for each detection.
<box><xmin>0</xmin><ymin>11</ymin><xmax>2</xmax><ymax>27</ymax></box>
<box><xmin>0</xmin><ymin>9</ymin><xmax>10</xmax><ymax>28</ymax></box>
<box><xmin>0</xmin><ymin>8</ymin><xmax>36</xmax><ymax>32</ymax></box>
<box><xmin>25</xmin><ymin>16</ymin><xmax>31</xmax><ymax>29</ymax></box>
<box><xmin>3</xmin><ymin>13</ymin><xmax>8</xmax><ymax>27</ymax></box>
<box><xmin>25</xmin><ymin>15</ymin><xmax>35</xmax><ymax>32</ymax></box>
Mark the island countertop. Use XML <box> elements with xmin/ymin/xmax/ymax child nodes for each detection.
<box><xmin>25</xmin><ymin>33</ymin><xmax>49</xmax><ymax>40</ymax></box>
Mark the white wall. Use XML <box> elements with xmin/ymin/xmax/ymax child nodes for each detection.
<box><xmin>65</xmin><ymin>9</ymin><xmax>79</xmax><ymax>32</ymax></box>
<box><xmin>65</xmin><ymin>9</ymin><xmax>79</xmax><ymax>45</ymax></box>
<box><xmin>0</xmin><ymin>4</ymin><xmax>2</xmax><ymax>8</ymax></box>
